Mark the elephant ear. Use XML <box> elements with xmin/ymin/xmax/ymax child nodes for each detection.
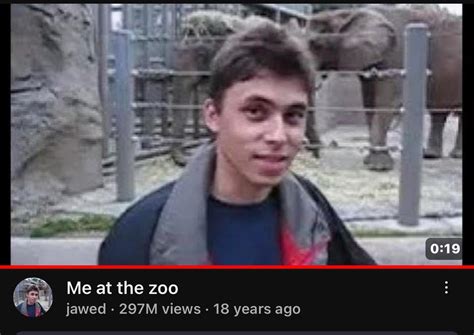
<box><xmin>337</xmin><ymin>9</ymin><xmax>396</xmax><ymax>70</ymax></box>
<box><xmin>307</xmin><ymin>9</ymin><xmax>353</xmax><ymax>33</ymax></box>
<box><xmin>307</xmin><ymin>11</ymin><xmax>350</xmax><ymax>70</ymax></box>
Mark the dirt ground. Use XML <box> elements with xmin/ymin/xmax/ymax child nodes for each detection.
<box><xmin>294</xmin><ymin>114</ymin><xmax>462</xmax><ymax>220</ymax></box>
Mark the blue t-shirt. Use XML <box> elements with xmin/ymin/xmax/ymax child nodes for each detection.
<box><xmin>17</xmin><ymin>302</ymin><xmax>43</xmax><ymax>317</ymax></box>
<box><xmin>27</xmin><ymin>303</ymin><xmax>37</xmax><ymax>317</ymax></box>
<box><xmin>207</xmin><ymin>192</ymin><xmax>282</xmax><ymax>265</ymax></box>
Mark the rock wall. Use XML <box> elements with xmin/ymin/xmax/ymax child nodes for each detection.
<box><xmin>11</xmin><ymin>4</ymin><xmax>103</xmax><ymax>222</ymax></box>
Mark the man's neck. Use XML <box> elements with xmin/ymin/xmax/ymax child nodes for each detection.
<box><xmin>212</xmin><ymin>152</ymin><xmax>272</xmax><ymax>204</ymax></box>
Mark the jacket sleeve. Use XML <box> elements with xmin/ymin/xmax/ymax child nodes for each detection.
<box><xmin>294</xmin><ymin>173</ymin><xmax>377</xmax><ymax>265</ymax></box>
<box><xmin>39</xmin><ymin>303</ymin><xmax>47</xmax><ymax>315</ymax></box>
<box><xmin>98</xmin><ymin>182</ymin><xmax>175</xmax><ymax>265</ymax></box>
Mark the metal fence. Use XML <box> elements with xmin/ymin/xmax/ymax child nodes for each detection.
<box><xmin>94</xmin><ymin>5</ymin><xmax>461</xmax><ymax>226</ymax></box>
<box><xmin>100</xmin><ymin>4</ymin><xmax>317</xmax><ymax>160</ymax></box>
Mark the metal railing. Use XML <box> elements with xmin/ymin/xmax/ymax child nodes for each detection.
<box><xmin>109</xmin><ymin>23</ymin><xmax>439</xmax><ymax>228</ymax></box>
<box><xmin>101</xmin><ymin>6</ymin><xmax>462</xmax><ymax>228</ymax></box>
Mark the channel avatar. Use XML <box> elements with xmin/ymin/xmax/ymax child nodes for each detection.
<box><xmin>13</xmin><ymin>278</ymin><xmax>53</xmax><ymax>318</ymax></box>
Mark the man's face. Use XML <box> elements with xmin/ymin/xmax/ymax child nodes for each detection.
<box><xmin>204</xmin><ymin>71</ymin><xmax>308</xmax><ymax>187</ymax></box>
<box><xmin>26</xmin><ymin>290</ymin><xmax>39</xmax><ymax>305</ymax></box>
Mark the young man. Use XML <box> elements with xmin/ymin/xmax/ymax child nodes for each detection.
<box><xmin>16</xmin><ymin>285</ymin><xmax>46</xmax><ymax>318</ymax></box>
<box><xmin>99</xmin><ymin>20</ymin><xmax>375</xmax><ymax>265</ymax></box>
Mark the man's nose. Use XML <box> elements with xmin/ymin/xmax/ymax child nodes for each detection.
<box><xmin>264</xmin><ymin>116</ymin><xmax>286</xmax><ymax>143</ymax></box>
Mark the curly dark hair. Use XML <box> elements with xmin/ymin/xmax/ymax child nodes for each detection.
<box><xmin>25</xmin><ymin>284</ymin><xmax>40</xmax><ymax>294</ymax></box>
<box><xmin>209</xmin><ymin>19</ymin><xmax>315</xmax><ymax>107</ymax></box>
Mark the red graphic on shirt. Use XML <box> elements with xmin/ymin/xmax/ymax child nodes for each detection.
<box><xmin>280</xmin><ymin>225</ymin><xmax>329</xmax><ymax>265</ymax></box>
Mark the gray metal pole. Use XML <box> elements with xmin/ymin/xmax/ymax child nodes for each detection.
<box><xmin>98</xmin><ymin>4</ymin><xmax>111</xmax><ymax>158</ymax></box>
<box><xmin>141</xmin><ymin>4</ymin><xmax>155</xmax><ymax>148</ymax></box>
<box><xmin>168</xmin><ymin>4</ymin><xmax>178</xmax><ymax>67</ymax></box>
<box><xmin>114</xmin><ymin>30</ymin><xmax>136</xmax><ymax>201</ymax></box>
<box><xmin>398</xmin><ymin>23</ymin><xmax>429</xmax><ymax>226</ymax></box>
<box><xmin>143</xmin><ymin>4</ymin><xmax>151</xmax><ymax>67</ymax></box>
<box><xmin>122</xmin><ymin>4</ymin><xmax>132</xmax><ymax>30</ymax></box>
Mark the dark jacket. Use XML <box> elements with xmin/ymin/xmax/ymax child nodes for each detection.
<box><xmin>98</xmin><ymin>174</ymin><xmax>376</xmax><ymax>265</ymax></box>
<box><xmin>16</xmin><ymin>301</ymin><xmax>46</xmax><ymax>317</ymax></box>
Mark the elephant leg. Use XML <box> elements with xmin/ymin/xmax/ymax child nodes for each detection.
<box><xmin>449</xmin><ymin>114</ymin><xmax>462</xmax><ymax>158</ymax></box>
<box><xmin>362</xmin><ymin>109</ymin><xmax>375</xmax><ymax>165</ymax></box>
<box><xmin>305</xmin><ymin>107</ymin><xmax>321</xmax><ymax>158</ymax></box>
<box><xmin>170</xmin><ymin>79</ymin><xmax>192</xmax><ymax>167</ymax></box>
<box><xmin>142</xmin><ymin>79</ymin><xmax>157</xmax><ymax>149</ymax></box>
<box><xmin>361</xmin><ymin>78</ymin><xmax>374</xmax><ymax>165</ymax></box>
<box><xmin>171</xmin><ymin>105</ymin><xmax>188</xmax><ymax>167</ymax></box>
<box><xmin>362</xmin><ymin>79</ymin><xmax>396</xmax><ymax>171</ymax></box>
<box><xmin>365</xmin><ymin>111</ymin><xmax>374</xmax><ymax>138</ymax></box>
<box><xmin>192</xmin><ymin>86</ymin><xmax>200</xmax><ymax>139</ymax></box>
<box><xmin>361</xmin><ymin>78</ymin><xmax>375</xmax><ymax>137</ymax></box>
<box><xmin>364</xmin><ymin>112</ymin><xmax>395</xmax><ymax>171</ymax></box>
<box><xmin>170</xmin><ymin>44</ymin><xmax>199</xmax><ymax>167</ymax></box>
<box><xmin>170</xmin><ymin>64</ymin><xmax>203</xmax><ymax>167</ymax></box>
<box><xmin>424</xmin><ymin>113</ymin><xmax>448</xmax><ymax>159</ymax></box>
<box><xmin>171</xmin><ymin>78</ymin><xmax>208</xmax><ymax>166</ymax></box>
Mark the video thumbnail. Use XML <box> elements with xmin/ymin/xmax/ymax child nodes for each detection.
<box><xmin>10</xmin><ymin>4</ymin><xmax>463</xmax><ymax>265</ymax></box>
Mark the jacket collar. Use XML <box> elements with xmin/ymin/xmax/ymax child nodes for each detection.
<box><xmin>149</xmin><ymin>142</ymin><xmax>330</xmax><ymax>265</ymax></box>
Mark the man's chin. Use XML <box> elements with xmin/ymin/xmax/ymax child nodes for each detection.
<box><xmin>252</xmin><ymin>173</ymin><xmax>286</xmax><ymax>187</ymax></box>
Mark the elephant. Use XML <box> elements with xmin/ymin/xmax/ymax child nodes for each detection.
<box><xmin>170</xmin><ymin>10</ymin><xmax>321</xmax><ymax>166</ymax></box>
<box><xmin>306</xmin><ymin>4</ymin><xmax>462</xmax><ymax>170</ymax></box>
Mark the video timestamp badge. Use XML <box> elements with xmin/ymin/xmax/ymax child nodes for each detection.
<box><xmin>425</xmin><ymin>237</ymin><xmax>462</xmax><ymax>260</ymax></box>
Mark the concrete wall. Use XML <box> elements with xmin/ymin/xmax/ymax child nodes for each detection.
<box><xmin>314</xmin><ymin>74</ymin><xmax>366</xmax><ymax>134</ymax></box>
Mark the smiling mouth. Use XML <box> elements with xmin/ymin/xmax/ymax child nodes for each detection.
<box><xmin>253</xmin><ymin>154</ymin><xmax>289</xmax><ymax>176</ymax></box>
<box><xmin>253</xmin><ymin>154</ymin><xmax>288</xmax><ymax>162</ymax></box>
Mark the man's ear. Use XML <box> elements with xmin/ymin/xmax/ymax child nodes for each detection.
<box><xmin>202</xmin><ymin>98</ymin><xmax>220</xmax><ymax>133</ymax></box>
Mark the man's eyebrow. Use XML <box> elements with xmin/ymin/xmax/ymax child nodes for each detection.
<box><xmin>243</xmin><ymin>95</ymin><xmax>308</xmax><ymax>110</ymax></box>
<box><xmin>243</xmin><ymin>95</ymin><xmax>275</xmax><ymax>106</ymax></box>
<box><xmin>286</xmin><ymin>103</ymin><xmax>308</xmax><ymax>111</ymax></box>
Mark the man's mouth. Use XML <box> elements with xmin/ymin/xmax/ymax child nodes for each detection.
<box><xmin>253</xmin><ymin>154</ymin><xmax>289</xmax><ymax>176</ymax></box>
<box><xmin>253</xmin><ymin>154</ymin><xmax>288</xmax><ymax>162</ymax></box>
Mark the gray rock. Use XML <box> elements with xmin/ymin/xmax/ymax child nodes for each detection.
<box><xmin>11</xmin><ymin>4</ymin><xmax>103</xmax><ymax>222</ymax></box>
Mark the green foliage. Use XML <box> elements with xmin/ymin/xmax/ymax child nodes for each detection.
<box><xmin>30</xmin><ymin>214</ymin><xmax>115</xmax><ymax>238</ymax></box>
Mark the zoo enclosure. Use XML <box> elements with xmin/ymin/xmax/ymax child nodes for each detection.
<box><xmin>94</xmin><ymin>4</ymin><xmax>460</xmax><ymax>226</ymax></box>
<box><xmin>96</xmin><ymin>4</ymin><xmax>314</xmax><ymax>161</ymax></box>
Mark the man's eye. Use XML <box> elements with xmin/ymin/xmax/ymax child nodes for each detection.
<box><xmin>244</xmin><ymin>106</ymin><xmax>267</xmax><ymax>120</ymax></box>
<box><xmin>285</xmin><ymin>111</ymin><xmax>305</xmax><ymax>125</ymax></box>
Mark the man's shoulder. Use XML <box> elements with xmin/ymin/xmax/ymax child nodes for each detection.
<box><xmin>292</xmin><ymin>172</ymin><xmax>377</xmax><ymax>265</ymax></box>
<box><xmin>293</xmin><ymin>173</ymin><xmax>324</xmax><ymax>194</ymax></box>
<box><xmin>112</xmin><ymin>180</ymin><xmax>176</xmax><ymax>232</ymax></box>
<box><xmin>122</xmin><ymin>181</ymin><xmax>175</xmax><ymax>217</ymax></box>
<box><xmin>98</xmin><ymin>181</ymin><xmax>176</xmax><ymax>264</ymax></box>
<box><xmin>38</xmin><ymin>302</ymin><xmax>46</xmax><ymax>314</ymax></box>
<box><xmin>292</xmin><ymin>173</ymin><xmax>333</xmax><ymax>209</ymax></box>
